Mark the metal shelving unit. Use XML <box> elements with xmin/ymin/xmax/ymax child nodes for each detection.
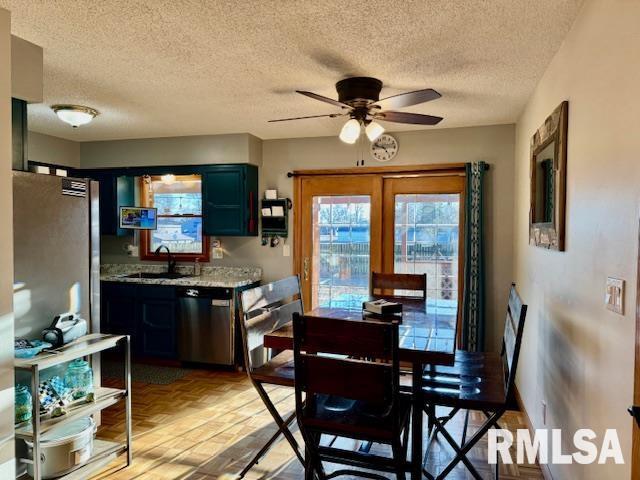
<box><xmin>15</xmin><ymin>333</ymin><xmax>132</xmax><ymax>480</ymax></box>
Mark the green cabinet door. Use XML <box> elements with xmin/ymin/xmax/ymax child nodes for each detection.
<box><xmin>202</xmin><ymin>165</ymin><xmax>258</xmax><ymax>236</ymax></box>
<box><xmin>95</xmin><ymin>174</ymin><xmax>134</xmax><ymax>236</ymax></box>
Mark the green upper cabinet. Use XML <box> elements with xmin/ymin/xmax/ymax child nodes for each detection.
<box><xmin>93</xmin><ymin>174</ymin><xmax>134</xmax><ymax>236</ymax></box>
<box><xmin>75</xmin><ymin>163</ymin><xmax>258</xmax><ymax>237</ymax></box>
<box><xmin>202</xmin><ymin>164</ymin><xmax>258</xmax><ymax>236</ymax></box>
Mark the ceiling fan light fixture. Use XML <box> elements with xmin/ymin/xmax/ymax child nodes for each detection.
<box><xmin>339</xmin><ymin>118</ymin><xmax>361</xmax><ymax>144</ymax></box>
<box><xmin>365</xmin><ymin>121</ymin><xmax>385</xmax><ymax>142</ymax></box>
<box><xmin>51</xmin><ymin>104</ymin><xmax>99</xmax><ymax>128</ymax></box>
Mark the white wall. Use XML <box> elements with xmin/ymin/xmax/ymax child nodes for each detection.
<box><xmin>99</xmin><ymin>124</ymin><xmax>515</xmax><ymax>351</ymax></box>
<box><xmin>513</xmin><ymin>1</ymin><xmax>640</xmax><ymax>478</ymax></box>
<box><xmin>28</xmin><ymin>131</ymin><xmax>80</xmax><ymax>168</ymax></box>
<box><xmin>0</xmin><ymin>7</ymin><xmax>15</xmax><ymax>478</ymax></box>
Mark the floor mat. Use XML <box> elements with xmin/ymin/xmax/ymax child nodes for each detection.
<box><xmin>101</xmin><ymin>360</ymin><xmax>194</xmax><ymax>385</ymax></box>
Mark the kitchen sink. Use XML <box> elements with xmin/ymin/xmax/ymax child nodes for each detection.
<box><xmin>123</xmin><ymin>272</ymin><xmax>191</xmax><ymax>279</ymax></box>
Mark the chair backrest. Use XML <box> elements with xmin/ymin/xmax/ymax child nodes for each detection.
<box><xmin>293</xmin><ymin>313</ymin><xmax>399</xmax><ymax>415</ymax></box>
<box><xmin>239</xmin><ymin>276</ymin><xmax>302</xmax><ymax>373</ymax></box>
<box><xmin>501</xmin><ymin>283</ymin><xmax>527</xmax><ymax>399</ymax></box>
<box><xmin>371</xmin><ymin>272</ymin><xmax>427</xmax><ymax>299</ymax></box>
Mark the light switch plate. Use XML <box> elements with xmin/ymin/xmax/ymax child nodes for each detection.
<box><xmin>605</xmin><ymin>277</ymin><xmax>624</xmax><ymax>315</ymax></box>
<box><xmin>283</xmin><ymin>244</ymin><xmax>290</xmax><ymax>257</ymax></box>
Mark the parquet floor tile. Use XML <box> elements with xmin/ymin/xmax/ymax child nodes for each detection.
<box><xmin>93</xmin><ymin>369</ymin><xmax>542</xmax><ymax>480</ymax></box>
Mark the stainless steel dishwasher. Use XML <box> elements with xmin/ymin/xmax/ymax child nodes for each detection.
<box><xmin>177</xmin><ymin>286</ymin><xmax>235</xmax><ymax>365</ymax></box>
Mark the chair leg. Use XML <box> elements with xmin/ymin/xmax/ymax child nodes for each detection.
<box><xmin>392</xmin><ymin>436</ymin><xmax>406</xmax><ymax>480</ymax></box>
<box><xmin>435</xmin><ymin>409</ymin><xmax>505</xmax><ymax>480</ymax></box>
<box><xmin>255</xmin><ymin>382</ymin><xmax>305</xmax><ymax>464</ymax></box>
<box><xmin>239</xmin><ymin>410</ymin><xmax>298</xmax><ymax>478</ymax></box>
<box><xmin>460</xmin><ymin>409</ymin><xmax>470</xmax><ymax>447</ymax></box>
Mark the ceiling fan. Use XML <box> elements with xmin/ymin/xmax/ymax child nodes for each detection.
<box><xmin>269</xmin><ymin>77</ymin><xmax>443</xmax><ymax>144</ymax></box>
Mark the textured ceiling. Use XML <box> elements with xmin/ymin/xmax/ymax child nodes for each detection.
<box><xmin>1</xmin><ymin>0</ymin><xmax>583</xmax><ymax>142</ymax></box>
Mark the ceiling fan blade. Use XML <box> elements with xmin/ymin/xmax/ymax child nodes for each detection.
<box><xmin>374</xmin><ymin>88</ymin><xmax>441</xmax><ymax>110</ymax></box>
<box><xmin>296</xmin><ymin>90</ymin><xmax>351</xmax><ymax>108</ymax></box>
<box><xmin>374</xmin><ymin>111</ymin><xmax>443</xmax><ymax>125</ymax></box>
<box><xmin>268</xmin><ymin>113</ymin><xmax>344</xmax><ymax>123</ymax></box>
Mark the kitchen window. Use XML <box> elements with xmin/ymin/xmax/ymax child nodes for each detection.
<box><xmin>140</xmin><ymin>174</ymin><xmax>210</xmax><ymax>261</ymax></box>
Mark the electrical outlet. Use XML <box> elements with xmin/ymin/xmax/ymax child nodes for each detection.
<box><xmin>211</xmin><ymin>247</ymin><xmax>223</xmax><ymax>259</ymax></box>
<box><xmin>283</xmin><ymin>244</ymin><xmax>290</xmax><ymax>257</ymax></box>
<box><xmin>541</xmin><ymin>401</ymin><xmax>547</xmax><ymax>425</ymax></box>
<box><xmin>606</xmin><ymin>277</ymin><xmax>624</xmax><ymax>314</ymax></box>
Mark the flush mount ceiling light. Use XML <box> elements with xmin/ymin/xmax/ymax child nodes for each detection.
<box><xmin>51</xmin><ymin>104</ymin><xmax>99</xmax><ymax>128</ymax></box>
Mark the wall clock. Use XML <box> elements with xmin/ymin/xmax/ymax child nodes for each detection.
<box><xmin>371</xmin><ymin>134</ymin><xmax>399</xmax><ymax>162</ymax></box>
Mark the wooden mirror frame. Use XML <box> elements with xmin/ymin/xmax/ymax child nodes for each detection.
<box><xmin>529</xmin><ymin>100</ymin><xmax>568</xmax><ymax>250</ymax></box>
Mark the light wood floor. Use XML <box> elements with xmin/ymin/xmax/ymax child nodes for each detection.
<box><xmin>93</xmin><ymin>368</ymin><xmax>543</xmax><ymax>480</ymax></box>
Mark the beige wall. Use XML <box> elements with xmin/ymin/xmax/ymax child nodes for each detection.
<box><xmin>99</xmin><ymin>124</ymin><xmax>515</xmax><ymax>351</ymax></box>
<box><xmin>513</xmin><ymin>1</ymin><xmax>640</xmax><ymax>478</ymax></box>
<box><xmin>28</xmin><ymin>130</ymin><xmax>80</xmax><ymax>168</ymax></box>
<box><xmin>0</xmin><ymin>7</ymin><xmax>14</xmax><ymax>477</ymax></box>
<box><xmin>11</xmin><ymin>34</ymin><xmax>42</xmax><ymax>103</ymax></box>
<box><xmin>80</xmin><ymin>133</ymin><xmax>261</xmax><ymax>168</ymax></box>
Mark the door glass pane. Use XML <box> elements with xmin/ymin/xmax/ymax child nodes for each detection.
<box><xmin>312</xmin><ymin>195</ymin><xmax>370</xmax><ymax>309</ymax></box>
<box><xmin>394</xmin><ymin>193</ymin><xmax>460</xmax><ymax>324</ymax></box>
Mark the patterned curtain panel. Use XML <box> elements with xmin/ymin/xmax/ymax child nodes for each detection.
<box><xmin>461</xmin><ymin>162</ymin><xmax>487</xmax><ymax>351</ymax></box>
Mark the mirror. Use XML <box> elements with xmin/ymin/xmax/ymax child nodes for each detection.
<box><xmin>529</xmin><ymin>101</ymin><xmax>568</xmax><ymax>250</ymax></box>
<box><xmin>532</xmin><ymin>141</ymin><xmax>555</xmax><ymax>224</ymax></box>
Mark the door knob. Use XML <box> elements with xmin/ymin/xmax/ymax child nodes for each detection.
<box><xmin>303</xmin><ymin>257</ymin><xmax>310</xmax><ymax>282</ymax></box>
<box><xmin>628</xmin><ymin>406</ymin><xmax>640</xmax><ymax>428</ymax></box>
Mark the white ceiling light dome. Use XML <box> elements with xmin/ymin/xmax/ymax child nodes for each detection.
<box><xmin>51</xmin><ymin>104</ymin><xmax>99</xmax><ymax>128</ymax></box>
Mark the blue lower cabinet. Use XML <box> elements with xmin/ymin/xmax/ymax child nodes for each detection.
<box><xmin>138</xmin><ymin>297</ymin><xmax>177</xmax><ymax>358</ymax></box>
<box><xmin>102</xmin><ymin>283</ymin><xmax>178</xmax><ymax>359</ymax></box>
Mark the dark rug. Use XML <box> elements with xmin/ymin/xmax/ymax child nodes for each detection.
<box><xmin>101</xmin><ymin>360</ymin><xmax>194</xmax><ymax>385</ymax></box>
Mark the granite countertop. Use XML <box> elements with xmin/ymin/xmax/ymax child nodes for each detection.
<box><xmin>101</xmin><ymin>264</ymin><xmax>262</xmax><ymax>289</ymax></box>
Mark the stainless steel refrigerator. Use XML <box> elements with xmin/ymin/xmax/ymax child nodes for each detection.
<box><xmin>12</xmin><ymin>171</ymin><xmax>100</xmax><ymax>348</ymax></box>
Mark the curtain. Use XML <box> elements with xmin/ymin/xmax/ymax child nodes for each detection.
<box><xmin>461</xmin><ymin>162</ymin><xmax>487</xmax><ymax>352</ymax></box>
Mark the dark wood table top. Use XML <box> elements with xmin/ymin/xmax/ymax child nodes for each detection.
<box><xmin>263</xmin><ymin>295</ymin><xmax>457</xmax><ymax>366</ymax></box>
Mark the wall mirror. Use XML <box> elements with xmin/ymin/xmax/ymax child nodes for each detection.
<box><xmin>529</xmin><ymin>100</ymin><xmax>568</xmax><ymax>250</ymax></box>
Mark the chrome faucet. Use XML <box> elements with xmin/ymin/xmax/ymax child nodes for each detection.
<box><xmin>154</xmin><ymin>245</ymin><xmax>176</xmax><ymax>274</ymax></box>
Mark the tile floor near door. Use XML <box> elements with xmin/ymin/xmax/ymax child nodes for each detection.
<box><xmin>93</xmin><ymin>369</ymin><xmax>543</xmax><ymax>480</ymax></box>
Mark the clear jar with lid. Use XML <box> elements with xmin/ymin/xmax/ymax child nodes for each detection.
<box><xmin>15</xmin><ymin>384</ymin><xmax>33</xmax><ymax>423</ymax></box>
<box><xmin>64</xmin><ymin>359</ymin><xmax>94</xmax><ymax>400</ymax></box>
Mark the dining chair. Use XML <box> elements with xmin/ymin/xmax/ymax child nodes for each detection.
<box><xmin>371</xmin><ymin>272</ymin><xmax>427</xmax><ymax>299</ymax></box>
<box><xmin>293</xmin><ymin>313</ymin><xmax>411</xmax><ymax>480</ymax></box>
<box><xmin>238</xmin><ymin>276</ymin><xmax>305</xmax><ymax>478</ymax></box>
<box><xmin>420</xmin><ymin>283</ymin><xmax>528</xmax><ymax>480</ymax></box>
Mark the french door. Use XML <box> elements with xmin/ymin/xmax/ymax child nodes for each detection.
<box><xmin>298</xmin><ymin>175</ymin><xmax>382</xmax><ymax>310</ymax></box>
<box><xmin>295</xmin><ymin>168</ymin><xmax>464</xmax><ymax>324</ymax></box>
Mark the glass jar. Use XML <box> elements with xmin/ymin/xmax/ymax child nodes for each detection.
<box><xmin>15</xmin><ymin>384</ymin><xmax>32</xmax><ymax>423</ymax></box>
<box><xmin>64</xmin><ymin>359</ymin><xmax>94</xmax><ymax>400</ymax></box>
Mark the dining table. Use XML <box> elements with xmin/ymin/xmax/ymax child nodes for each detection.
<box><xmin>263</xmin><ymin>295</ymin><xmax>457</xmax><ymax>480</ymax></box>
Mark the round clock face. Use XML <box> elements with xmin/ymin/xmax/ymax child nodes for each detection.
<box><xmin>371</xmin><ymin>134</ymin><xmax>399</xmax><ymax>162</ymax></box>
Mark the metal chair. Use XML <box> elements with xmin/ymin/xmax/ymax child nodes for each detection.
<box><xmin>238</xmin><ymin>276</ymin><xmax>305</xmax><ymax>478</ymax></box>
<box><xmin>371</xmin><ymin>272</ymin><xmax>427</xmax><ymax>299</ymax></box>
<box><xmin>421</xmin><ymin>283</ymin><xmax>528</xmax><ymax>480</ymax></box>
<box><xmin>293</xmin><ymin>313</ymin><xmax>411</xmax><ymax>480</ymax></box>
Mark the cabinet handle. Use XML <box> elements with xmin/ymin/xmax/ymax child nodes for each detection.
<box><xmin>303</xmin><ymin>257</ymin><xmax>310</xmax><ymax>281</ymax></box>
<box><xmin>248</xmin><ymin>191</ymin><xmax>255</xmax><ymax>233</ymax></box>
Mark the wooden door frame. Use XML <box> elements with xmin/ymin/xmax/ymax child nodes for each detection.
<box><xmin>292</xmin><ymin>164</ymin><xmax>467</xmax><ymax>311</ymax></box>
<box><xmin>294</xmin><ymin>174</ymin><xmax>383</xmax><ymax>310</ymax></box>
